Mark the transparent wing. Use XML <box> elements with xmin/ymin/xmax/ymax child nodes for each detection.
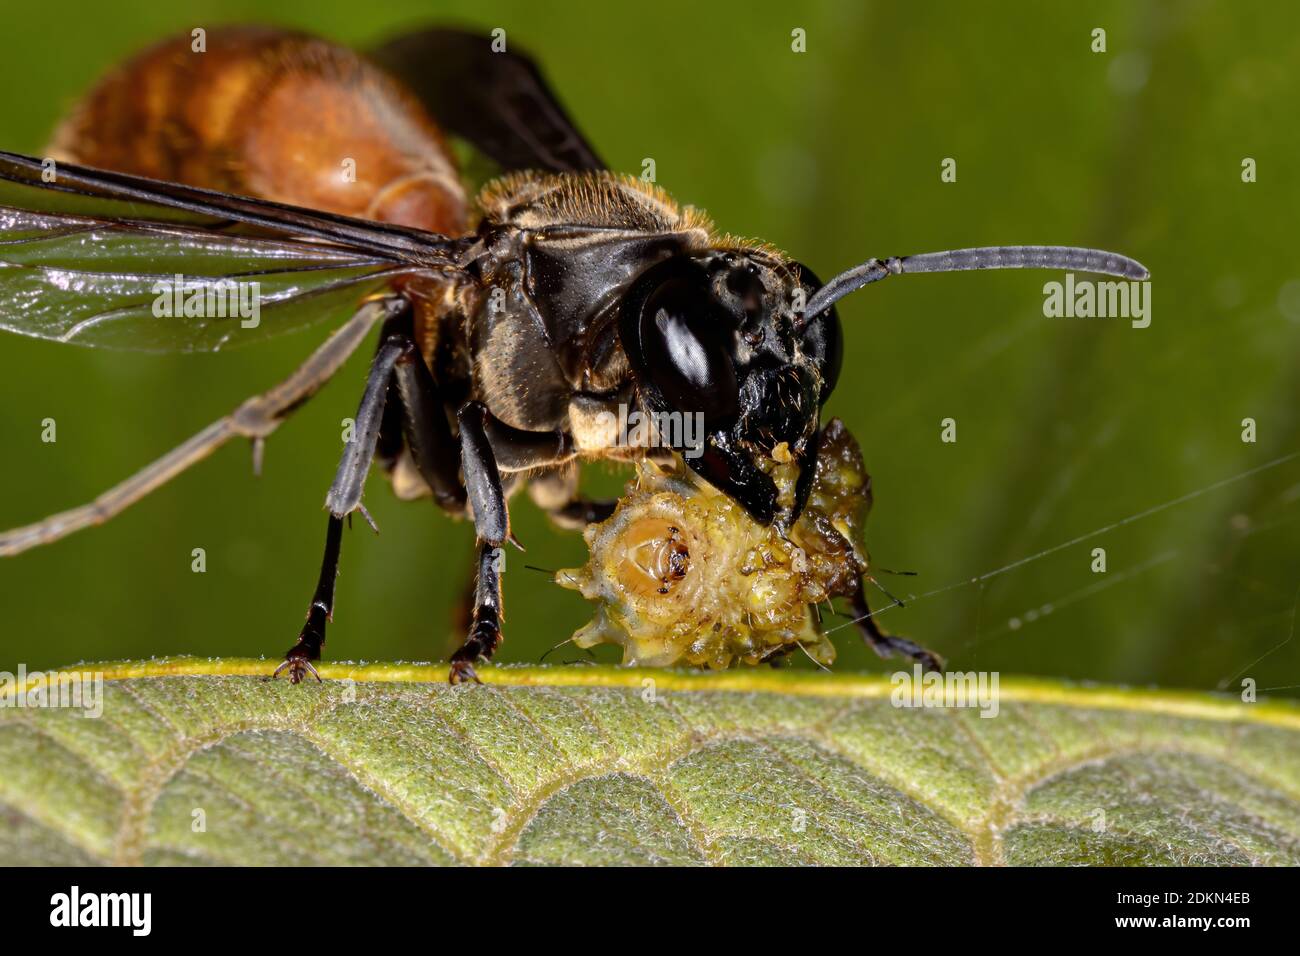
<box><xmin>0</xmin><ymin>151</ymin><xmax>453</xmax><ymax>352</ymax></box>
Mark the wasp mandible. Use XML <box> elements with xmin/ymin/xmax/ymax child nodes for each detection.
<box><xmin>0</xmin><ymin>27</ymin><xmax>1148</xmax><ymax>682</ymax></box>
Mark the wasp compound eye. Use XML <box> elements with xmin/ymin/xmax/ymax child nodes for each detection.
<box><xmin>641</xmin><ymin>275</ymin><xmax>740</xmax><ymax>424</ymax></box>
<box><xmin>622</xmin><ymin>257</ymin><xmax>741</xmax><ymax>427</ymax></box>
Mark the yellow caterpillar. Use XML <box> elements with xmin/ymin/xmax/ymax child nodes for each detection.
<box><xmin>558</xmin><ymin>419</ymin><xmax>875</xmax><ymax>669</ymax></box>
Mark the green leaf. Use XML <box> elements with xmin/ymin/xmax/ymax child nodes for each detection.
<box><xmin>2</xmin><ymin>659</ymin><xmax>1298</xmax><ymax>866</ymax></box>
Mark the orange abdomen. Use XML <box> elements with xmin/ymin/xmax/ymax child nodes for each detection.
<box><xmin>49</xmin><ymin>27</ymin><xmax>468</xmax><ymax>237</ymax></box>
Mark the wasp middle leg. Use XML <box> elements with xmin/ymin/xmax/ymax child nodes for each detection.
<box><xmin>277</xmin><ymin>313</ymin><xmax>466</xmax><ymax>682</ymax></box>
<box><xmin>276</xmin><ymin>329</ymin><xmax>413</xmax><ymax>681</ymax></box>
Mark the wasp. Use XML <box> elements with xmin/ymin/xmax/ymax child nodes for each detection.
<box><xmin>0</xmin><ymin>27</ymin><xmax>1148</xmax><ymax>683</ymax></box>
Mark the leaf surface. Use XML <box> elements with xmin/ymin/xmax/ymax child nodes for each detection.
<box><xmin>2</xmin><ymin>660</ymin><xmax>1298</xmax><ymax>866</ymax></box>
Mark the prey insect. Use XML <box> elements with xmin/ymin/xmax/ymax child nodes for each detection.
<box><xmin>0</xmin><ymin>27</ymin><xmax>1149</xmax><ymax>682</ymax></box>
<box><xmin>557</xmin><ymin>418</ymin><xmax>940</xmax><ymax>671</ymax></box>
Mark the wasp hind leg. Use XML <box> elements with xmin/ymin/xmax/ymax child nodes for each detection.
<box><xmin>0</xmin><ymin>299</ymin><xmax>398</xmax><ymax>560</ymax></box>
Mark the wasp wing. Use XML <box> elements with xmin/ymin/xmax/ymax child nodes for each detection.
<box><xmin>371</xmin><ymin>27</ymin><xmax>605</xmax><ymax>173</ymax></box>
<box><xmin>0</xmin><ymin>205</ymin><xmax>410</xmax><ymax>352</ymax></box>
<box><xmin>0</xmin><ymin>150</ymin><xmax>455</xmax><ymax>352</ymax></box>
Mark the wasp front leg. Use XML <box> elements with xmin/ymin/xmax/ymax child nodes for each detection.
<box><xmin>451</xmin><ymin>401</ymin><xmax>573</xmax><ymax>683</ymax></box>
<box><xmin>528</xmin><ymin>466</ymin><xmax>616</xmax><ymax>531</ymax></box>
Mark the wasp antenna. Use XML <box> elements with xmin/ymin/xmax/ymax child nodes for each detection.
<box><xmin>802</xmin><ymin>245</ymin><xmax>1150</xmax><ymax>320</ymax></box>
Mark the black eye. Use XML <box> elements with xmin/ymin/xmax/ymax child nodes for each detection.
<box><xmin>622</xmin><ymin>258</ymin><xmax>740</xmax><ymax>425</ymax></box>
<box><xmin>794</xmin><ymin>263</ymin><xmax>843</xmax><ymax>402</ymax></box>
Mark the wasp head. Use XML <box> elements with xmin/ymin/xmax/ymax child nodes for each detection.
<box><xmin>619</xmin><ymin>251</ymin><xmax>842</xmax><ymax>528</ymax></box>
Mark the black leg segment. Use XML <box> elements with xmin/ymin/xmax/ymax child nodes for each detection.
<box><xmin>324</xmin><ymin>334</ymin><xmax>410</xmax><ymax>519</ymax></box>
<box><xmin>450</xmin><ymin>402</ymin><xmax>508</xmax><ymax>683</ymax></box>
<box><xmin>547</xmin><ymin>497</ymin><xmax>616</xmax><ymax>530</ymax></box>
<box><xmin>449</xmin><ymin>401</ymin><xmax>578</xmax><ymax>682</ymax></box>
<box><xmin>450</xmin><ymin>541</ymin><xmax>506</xmax><ymax>683</ymax></box>
<box><xmin>849</xmin><ymin>581</ymin><xmax>944</xmax><ymax>673</ymax></box>
<box><xmin>394</xmin><ymin>343</ymin><xmax>467</xmax><ymax>512</ymax></box>
<box><xmin>277</xmin><ymin>328</ymin><xmax>419</xmax><ymax>683</ymax></box>
<box><xmin>274</xmin><ymin>514</ymin><xmax>344</xmax><ymax>683</ymax></box>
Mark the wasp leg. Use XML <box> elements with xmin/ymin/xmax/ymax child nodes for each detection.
<box><xmin>321</xmin><ymin>336</ymin><xmax>410</xmax><ymax>520</ymax></box>
<box><xmin>393</xmin><ymin>341</ymin><xmax>467</xmax><ymax>513</ymax></box>
<box><xmin>849</xmin><ymin>581</ymin><xmax>944</xmax><ymax>673</ymax></box>
<box><xmin>449</xmin><ymin>542</ymin><xmax>479</xmax><ymax>637</ymax></box>
<box><xmin>373</xmin><ymin>311</ymin><xmax>414</xmax><ymax>473</ymax></box>
<box><xmin>389</xmin><ymin>336</ymin><xmax>478</xmax><ymax>645</ymax></box>
<box><xmin>450</xmin><ymin>542</ymin><xmax>506</xmax><ymax>685</ymax></box>
<box><xmin>759</xmin><ymin>644</ymin><xmax>796</xmax><ymax>667</ymax></box>
<box><xmin>545</xmin><ymin>498</ymin><xmax>616</xmax><ymax>530</ymax></box>
<box><xmin>527</xmin><ymin>466</ymin><xmax>615</xmax><ymax>531</ymax></box>
<box><xmin>451</xmin><ymin>402</ymin><xmax>509</xmax><ymax>684</ymax></box>
<box><xmin>274</xmin><ymin>514</ymin><xmax>342</xmax><ymax>684</ymax></box>
<box><xmin>277</xmin><ymin>330</ymin><xmax>413</xmax><ymax>682</ymax></box>
<box><xmin>0</xmin><ymin>298</ymin><xmax>399</xmax><ymax>558</ymax></box>
<box><xmin>448</xmin><ymin>475</ymin><xmax>523</xmax><ymax>648</ymax></box>
<box><xmin>450</xmin><ymin>401</ymin><xmax>573</xmax><ymax>683</ymax></box>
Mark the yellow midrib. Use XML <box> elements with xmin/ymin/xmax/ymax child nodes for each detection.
<box><xmin>6</xmin><ymin>656</ymin><xmax>1298</xmax><ymax>731</ymax></box>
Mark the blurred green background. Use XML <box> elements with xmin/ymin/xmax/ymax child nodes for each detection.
<box><xmin>0</xmin><ymin>0</ymin><xmax>1297</xmax><ymax>695</ymax></box>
